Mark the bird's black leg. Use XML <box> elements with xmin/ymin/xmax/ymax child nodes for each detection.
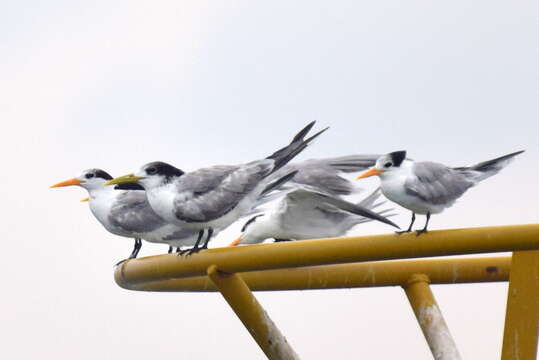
<box><xmin>181</xmin><ymin>230</ymin><xmax>204</xmax><ymax>256</ymax></box>
<box><xmin>416</xmin><ymin>213</ymin><xmax>431</xmax><ymax>236</ymax></box>
<box><xmin>274</xmin><ymin>238</ymin><xmax>292</xmax><ymax>242</ymax></box>
<box><xmin>396</xmin><ymin>213</ymin><xmax>415</xmax><ymax>234</ymax></box>
<box><xmin>199</xmin><ymin>228</ymin><xmax>213</xmax><ymax>250</ymax></box>
<box><xmin>167</xmin><ymin>246</ymin><xmax>173</xmax><ymax>254</ymax></box>
<box><xmin>116</xmin><ymin>238</ymin><xmax>142</xmax><ymax>266</ymax></box>
<box><xmin>129</xmin><ymin>238</ymin><xmax>142</xmax><ymax>259</ymax></box>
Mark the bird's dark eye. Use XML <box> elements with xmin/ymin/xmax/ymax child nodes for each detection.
<box><xmin>85</xmin><ymin>173</ymin><xmax>95</xmax><ymax>179</ymax></box>
<box><xmin>384</xmin><ymin>162</ymin><xmax>393</xmax><ymax>168</ymax></box>
<box><xmin>146</xmin><ymin>167</ymin><xmax>157</xmax><ymax>175</ymax></box>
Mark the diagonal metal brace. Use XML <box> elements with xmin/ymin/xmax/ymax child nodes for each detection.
<box><xmin>207</xmin><ymin>265</ymin><xmax>300</xmax><ymax>360</ymax></box>
<box><xmin>403</xmin><ymin>274</ymin><xmax>462</xmax><ymax>360</ymax></box>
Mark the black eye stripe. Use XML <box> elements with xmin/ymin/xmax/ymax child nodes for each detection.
<box><xmin>85</xmin><ymin>173</ymin><xmax>95</xmax><ymax>179</ymax></box>
<box><xmin>384</xmin><ymin>162</ymin><xmax>392</xmax><ymax>168</ymax></box>
<box><xmin>241</xmin><ymin>214</ymin><xmax>264</xmax><ymax>232</ymax></box>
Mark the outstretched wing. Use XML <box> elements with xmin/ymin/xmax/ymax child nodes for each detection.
<box><xmin>109</xmin><ymin>191</ymin><xmax>165</xmax><ymax>233</ymax></box>
<box><xmin>271</xmin><ymin>155</ymin><xmax>379</xmax><ymax>196</ymax></box>
<box><xmin>173</xmin><ymin>161</ymin><xmax>274</xmax><ymax>222</ymax></box>
<box><xmin>283</xmin><ymin>188</ymin><xmax>399</xmax><ymax>229</ymax></box>
<box><xmin>404</xmin><ymin>162</ymin><xmax>474</xmax><ymax>205</ymax></box>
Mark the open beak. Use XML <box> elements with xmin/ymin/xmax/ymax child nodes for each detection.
<box><xmin>80</xmin><ymin>197</ymin><xmax>89</xmax><ymax>202</ymax></box>
<box><xmin>357</xmin><ymin>168</ymin><xmax>384</xmax><ymax>180</ymax></box>
<box><xmin>228</xmin><ymin>237</ymin><xmax>242</xmax><ymax>247</ymax></box>
<box><xmin>105</xmin><ymin>173</ymin><xmax>143</xmax><ymax>186</ymax></box>
<box><xmin>50</xmin><ymin>178</ymin><xmax>82</xmax><ymax>188</ymax></box>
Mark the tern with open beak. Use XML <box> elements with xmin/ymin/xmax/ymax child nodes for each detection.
<box><xmin>106</xmin><ymin>121</ymin><xmax>328</xmax><ymax>255</ymax></box>
<box><xmin>230</xmin><ymin>188</ymin><xmax>397</xmax><ymax>246</ymax></box>
<box><xmin>357</xmin><ymin>150</ymin><xmax>525</xmax><ymax>234</ymax></box>
<box><xmin>50</xmin><ymin>169</ymin><xmax>200</xmax><ymax>262</ymax></box>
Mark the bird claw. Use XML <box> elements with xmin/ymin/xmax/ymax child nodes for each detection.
<box><xmin>177</xmin><ymin>249</ymin><xmax>191</xmax><ymax>257</ymax></box>
<box><xmin>115</xmin><ymin>258</ymin><xmax>128</xmax><ymax>266</ymax></box>
<box><xmin>395</xmin><ymin>230</ymin><xmax>412</xmax><ymax>235</ymax></box>
<box><xmin>415</xmin><ymin>229</ymin><xmax>428</xmax><ymax>236</ymax></box>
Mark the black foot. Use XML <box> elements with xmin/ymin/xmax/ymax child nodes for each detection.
<box><xmin>395</xmin><ymin>230</ymin><xmax>412</xmax><ymax>235</ymax></box>
<box><xmin>274</xmin><ymin>238</ymin><xmax>292</xmax><ymax>242</ymax></box>
<box><xmin>177</xmin><ymin>248</ymin><xmax>191</xmax><ymax>256</ymax></box>
<box><xmin>415</xmin><ymin>229</ymin><xmax>428</xmax><ymax>236</ymax></box>
<box><xmin>185</xmin><ymin>246</ymin><xmax>204</xmax><ymax>256</ymax></box>
<box><xmin>115</xmin><ymin>258</ymin><xmax>128</xmax><ymax>266</ymax></box>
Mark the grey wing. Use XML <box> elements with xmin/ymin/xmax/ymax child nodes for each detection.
<box><xmin>283</xmin><ymin>188</ymin><xmax>399</xmax><ymax>229</ymax></box>
<box><xmin>404</xmin><ymin>162</ymin><xmax>474</xmax><ymax>205</ymax></box>
<box><xmin>173</xmin><ymin>161</ymin><xmax>274</xmax><ymax>222</ymax></box>
<box><xmin>109</xmin><ymin>191</ymin><xmax>166</xmax><ymax>233</ymax></box>
<box><xmin>284</xmin><ymin>189</ymin><xmax>350</xmax><ymax>223</ymax></box>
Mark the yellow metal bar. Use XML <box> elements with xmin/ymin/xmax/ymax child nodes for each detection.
<box><xmin>404</xmin><ymin>274</ymin><xmax>462</xmax><ymax>360</ymax></box>
<box><xmin>115</xmin><ymin>224</ymin><xmax>539</xmax><ymax>287</ymax></box>
<box><xmin>206</xmin><ymin>265</ymin><xmax>300</xmax><ymax>360</ymax></box>
<box><xmin>119</xmin><ymin>256</ymin><xmax>510</xmax><ymax>292</ymax></box>
<box><xmin>501</xmin><ymin>250</ymin><xmax>539</xmax><ymax>360</ymax></box>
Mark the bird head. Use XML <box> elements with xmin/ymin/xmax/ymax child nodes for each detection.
<box><xmin>357</xmin><ymin>151</ymin><xmax>407</xmax><ymax>179</ymax></box>
<box><xmin>229</xmin><ymin>214</ymin><xmax>266</xmax><ymax>246</ymax></box>
<box><xmin>50</xmin><ymin>169</ymin><xmax>114</xmax><ymax>191</ymax></box>
<box><xmin>105</xmin><ymin>161</ymin><xmax>184</xmax><ymax>189</ymax></box>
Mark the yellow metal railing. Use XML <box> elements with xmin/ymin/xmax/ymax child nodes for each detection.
<box><xmin>114</xmin><ymin>224</ymin><xmax>539</xmax><ymax>360</ymax></box>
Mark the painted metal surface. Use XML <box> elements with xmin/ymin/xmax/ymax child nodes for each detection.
<box><xmin>115</xmin><ymin>224</ymin><xmax>539</xmax><ymax>286</ymax></box>
<box><xmin>110</xmin><ymin>224</ymin><xmax>539</xmax><ymax>359</ymax></box>
<box><xmin>502</xmin><ymin>250</ymin><xmax>539</xmax><ymax>360</ymax></box>
<box><xmin>119</xmin><ymin>256</ymin><xmax>510</xmax><ymax>292</ymax></box>
<box><xmin>404</xmin><ymin>274</ymin><xmax>462</xmax><ymax>360</ymax></box>
<box><xmin>207</xmin><ymin>265</ymin><xmax>300</xmax><ymax>360</ymax></box>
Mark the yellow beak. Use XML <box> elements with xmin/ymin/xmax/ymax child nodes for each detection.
<box><xmin>357</xmin><ymin>168</ymin><xmax>384</xmax><ymax>179</ymax></box>
<box><xmin>80</xmin><ymin>197</ymin><xmax>89</xmax><ymax>202</ymax></box>
<box><xmin>229</xmin><ymin>237</ymin><xmax>242</xmax><ymax>247</ymax></box>
<box><xmin>50</xmin><ymin>178</ymin><xmax>82</xmax><ymax>188</ymax></box>
<box><xmin>104</xmin><ymin>173</ymin><xmax>143</xmax><ymax>186</ymax></box>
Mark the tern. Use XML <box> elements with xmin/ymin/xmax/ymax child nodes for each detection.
<box><xmin>106</xmin><ymin>121</ymin><xmax>328</xmax><ymax>254</ymax></box>
<box><xmin>230</xmin><ymin>188</ymin><xmax>397</xmax><ymax>246</ymax></box>
<box><xmin>357</xmin><ymin>150</ymin><xmax>525</xmax><ymax>234</ymax></box>
<box><xmin>50</xmin><ymin>169</ymin><xmax>200</xmax><ymax>261</ymax></box>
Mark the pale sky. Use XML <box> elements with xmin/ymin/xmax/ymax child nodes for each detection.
<box><xmin>1</xmin><ymin>1</ymin><xmax>538</xmax><ymax>359</ymax></box>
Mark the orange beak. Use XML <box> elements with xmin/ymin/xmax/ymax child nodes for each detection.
<box><xmin>80</xmin><ymin>197</ymin><xmax>89</xmax><ymax>202</ymax></box>
<box><xmin>50</xmin><ymin>178</ymin><xmax>82</xmax><ymax>188</ymax></box>
<box><xmin>356</xmin><ymin>168</ymin><xmax>384</xmax><ymax>179</ymax></box>
<box><xmin>228</xmin><ymin>237</ymin><xmax>242</xmax><ymax>247</ymax></box>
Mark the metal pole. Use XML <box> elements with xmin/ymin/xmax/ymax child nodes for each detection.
<box><xmin>501</xmin><ymin>250</ymin><xmax>539</xmax><ymax>360</ymax></box>
<box><xmin>403</xmin><ymin>274</ymin><xmax>462</xmax><ymax>360</ymax></box>
<box><xmin>120</xmin><ymin>256</ymin><xmax>510</xmax><ymax>292</ymax></box>
<box><xmin>206</xmin><ymin>265</ymin><xmax>300</xmax><ymax>360</ymax></box>
<box><xmin>115</xmin><ymin>224</ymin><xmax>539</xmax><ymax>285</ymax></box>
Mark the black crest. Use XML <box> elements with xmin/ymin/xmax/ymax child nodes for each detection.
<box><xmin>114</xmin><ymin>183</ymin><xmax>145</xmax><ymax>191</ymax></box>
<box><xmin>389</xmin><ymin>151</ymin><xmax>407</xmax><ymax>167</ymax></box>
<box><xmin>94</xmin><ymin>169</ymin><xmax>113</xmax><ymax>180</ymax></box>
<box><xmin>144</xmin><ymin>161</ymin><xmax>185</xmax><ymax>180</ymax></box>
<box><xmin>241</xmin><ymin>214</ymin><xmax>264</xmax><ymax>232</ymax></box>
<box><xmin>85</xmin><ymin>169</ymin><xmax>113</xmax><ymax>180</ymax></box>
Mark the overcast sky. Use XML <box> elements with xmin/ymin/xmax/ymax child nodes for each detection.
<box><xmin>1</xmin><ymin>1</ymin><xmax>538</xmax><ymax>359</ymax></box>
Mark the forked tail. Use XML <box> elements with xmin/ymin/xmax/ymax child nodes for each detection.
<box><xmin>454</xmin><ymin>150</ymin><xmax>525</xmax><ymax>182</ymax></box>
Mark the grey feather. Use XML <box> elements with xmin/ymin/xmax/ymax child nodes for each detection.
<box><xmin>170</xmin><ymin>122</ymin><xmax>327</xmax><ymax>223</ymax></box>
<box><xmin>453</xmin><ymin>150</ymin><xmax>524</xmax><ymax>182</ymax></box>
<box><xmin>173</xmin><ymin>161</ymin><xmax>273</xmax><ymax>222</ymax></box>
<box><xmin>285</xmin><ymin>189</ymin><xmax>400</xmax><ymax>229</ymax></box>
<box><xmin>109</xmin><ymin>192</ymin><xmax>166</xmax><ymax>233</ymax></box>
<box><xmin>271</xmin><ymin>154</ymin><xmax>379</xmax><ymax>196</ymax></box>
<box><xmin>405</xmin><ymin>162</ymin><xmax>474</xmax><ymax>205</ymax></box>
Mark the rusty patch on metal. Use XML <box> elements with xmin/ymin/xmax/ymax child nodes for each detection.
<box><xmin>485</xmin><ymin>266</ymin><xmax>498</xmax><ymax>274</ymax></box>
